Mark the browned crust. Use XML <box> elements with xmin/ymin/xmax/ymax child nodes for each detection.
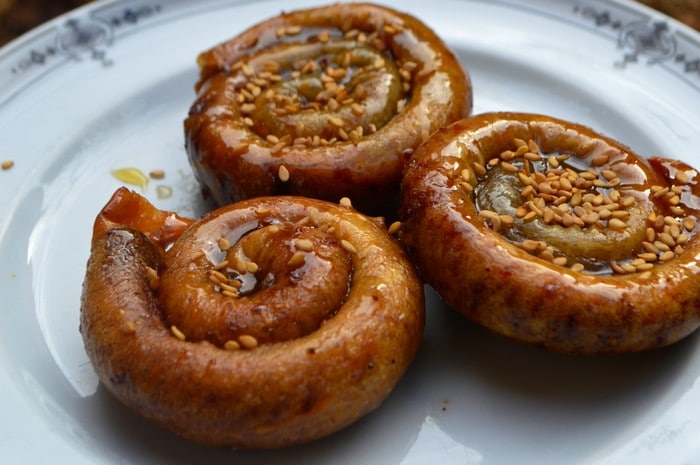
<box><xmin>184</xmin><ymin>2</ymin><xmax>472</xmax><ymax>215</ymax></box>
<box><xmin>81</xmin><ymin>190</ymin><xmax>424</xmax><ymax>448</ymax></box>
<box><xmin>400</xmin><ymin>112</ymin><xmax>700</xmax><ymax>354</ymax></box>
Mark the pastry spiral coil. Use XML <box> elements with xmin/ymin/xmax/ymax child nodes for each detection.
<box><xmin>80</xmin><ymin>188</ymin><xmax>424</xmax><ymax>447</ymax></box>
<box><xmin>184</xmin><ymin>2</ymin><xmax>472</xmax><ymax>215</ymax></box>
<box><xmin>400</xmin><ymin>112</ymin><xmax>700</xmax><ymax>354</ymax></box>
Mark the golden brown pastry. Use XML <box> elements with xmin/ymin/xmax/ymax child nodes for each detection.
<box><xmin>184</xmin><ymin>2</ymin><xmax>472</xmax><ymax>216</ymax></box>
<box><xmin>400</xmin><ymin>112</ymin><xmax>700</xmax><ymax>354</ymax></box>
<box><xmin>80</xmin><ymin>188</ymin><xmax>424</xmax><ymax>448</ymax></box>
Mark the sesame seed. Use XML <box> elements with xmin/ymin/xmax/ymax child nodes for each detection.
<box><xmin>278</xmin><ymin>165</ymin><xmax>290</xmax><ymax>182</ymax></box>
<box><xmin>170</xmin><ymin>325</ymin><xmax>186</xmax><ymax>341</ymax></box>
<box><xmin>684</xmin><ymin>217</ymin><xmax>696</xmax><ymax>231</ymax></box>
<box><xmin>240</xmin><ymin>103</ymin><xmax>256</xmax><ymax>113</ymax></box>
<box><xmin>670</xmin><ymin>222</ymin><xmax>682</xmax><ymax>239</ymax></box>
<box><xmin>598</xmin><ymin>208</ymin><xmax>612</xmax><ymax>220</ymax></box>
<box><xmin>610</xmin><ymin>262</ymin><xmax>626</xmax><ymax>274</ymax></box>
<box><xmin>472</xmin><ymin>162</ymin><xmax>487</xmax><ymax>177</ymax></box>
<box><xmin>520</xmin><ymin>240</ymin><xmax>539</xmax><ymax>252</ymax></box>
<box><xmin>499</xmin><ymin>214</ymin><xmax>515</xmax><ymax>227</ymax></box>
<box><xmin>499</xmin><ymin>150</ymin><xmax>514</xmax><ymax>161</ymax></box>
<box><xmin>238</xmin><ymin>334</ymin><xmax>258</xmax><ymax>349</ymax></box>
<box><xmin>270</xmin><ymin>141</ymin><xmax>287</xmax><ymax>154</ymax></box>
<box><xmin>522</xmin><ymin>211</ymin><xmax>537</xmax><ymax>222</ymax></box>
<box><xmin>246</xmin><ymin>262</ymin><xmax>259</xmax><ymax>273</ymax></box>
<box><xmin>670</xmin><ymin>206</ymin><xmax>685</xmax><ymax>216</ymax></box>
<box><xmin>287</xmin><ymin>251</ymin><xmax>306</xmax><ymax>267</ymax></box>
<box><xmin>621</xmin><ymin>264</ymin><xmax>637</xmax><ymax>273</ymax></box>
<box><xmin>645</xmin><ymin>227</ymin><xmax>656</xmax><ymax>242</ymax></box>
<box><xmin>482</xmin><ymin>212</ymin><xmax>502</xmax><ymax>231</ymax></box>
<box><xmin>211</xmin><ymin>270</ymin><xmax>228</xmax><ymax>283</ymax></box>
<box><xmin>350</xmin><ymin>102</ymin><xmax>365</xmax><ymax>116</ymax></box>
<box><xmin>339</xmin><ymin>197</ymin><xmax>352</xmax><ymax>207</ymax></box>
<box><xmin>642</xmin><ymin>241</ymin><xmax>660</xmax><ymax>254</ymax></box>
<box><xmin>388</xmin><ymin>221</ymin><xmax>402</xmax><ymax>235</ymax></box>
<box><xmin>341</xmin><ymin>239</ymin><xmax>357</xmax><ymax>254</ymax></box>
<box><xmin>570</xmin><ymin>263</ymin><xmax>585</xmax><ymax>272</ymax></box>
<box><xmin>501</xmin><ymin>162</ymin><xmax>519</xmax><ymax>173</ymax></box>
<box><xmin>218</xmin><ymin>237</ymin><xmax>231</xmax><ymax>251</ymax></box>
<box><xmin>295</xmin><ymin>238</ymin><xmax>314</xmax><ymax>251</ymax></box>
<box><xmin>608</xmin><ymin>218</ymin><xmax>627</xmax><ymax>230</ymax></box>
<box><xmin>224</xmin><ymin>340</ymin><xmax>240</xmax><ymax>351</ymax></box>
<box><xmin>620</xmin><ymin>196</ymin><xmax>635</xmax><ymax>208</ymax></box>
<box><xmin>307</xmin><ymin>208</ymin><xmax>321</xmax><ymax>226</ymax></box>
<box><xmin>219</xmin><ymin>282</ymin><xmax>240</xmax><ymax>294</ymax></box>
<box><xmin>657</xmin><ymin>232</ymin><xmax>676</xmax><ymax>247</ymax></box>
<box><xmin>329</xmin><ymin>116</ymin><xmax>345</xmax><ymax>127</ymax></box>
<box><xmin>527</xmin><ymin>139</ymin><xmax>539</xmax><ymax>153</ymax></box>
<box><xmin>654</xmin><ymin>240</ymin><xmax>671</xmax><ymax>252</ymax></box>
<box><xmin>559</xmin><ymin>177</ymin><xmax>572</xmax><ymax>191</ymax></box>
<box><xmin>638</xmin><ymin>252</ymin><xmax>658</xmax><ymax>262</ymax></box>
<box><xmin>1</xmin><ymin>160</ymin><xmax>14</xmax><ymax>170</ymax></box>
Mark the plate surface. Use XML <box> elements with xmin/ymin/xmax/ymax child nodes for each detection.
<box><xmin>1</xmin><ymin>0</ymin><xmax>700</xmax><ymax>463</ymax></box>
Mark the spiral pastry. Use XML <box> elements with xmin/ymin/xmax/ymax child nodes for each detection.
<box><xmin>80</xmin><ymin>188</ymin><xmax>424</xmax><ymax>448</ymax></box>
<box><xmin>400</xmin><ymin>112</ymin><xmax>700</xmax><ymax>354</ymax></box>
<box><xmin>184</xmin><ymin>2</ymin><xmax>471</xmax><ymax>216</ymax></box>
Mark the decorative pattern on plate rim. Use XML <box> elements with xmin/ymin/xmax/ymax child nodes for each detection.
<box><xmin>573</xmin><ymin>3</ymin><xmax>700</xmax><ymax>90</ymax></box>
<box><xmin>10</xmin><ymin>3</ymin><xmax>162</xmax><ymax>74</ymax></box>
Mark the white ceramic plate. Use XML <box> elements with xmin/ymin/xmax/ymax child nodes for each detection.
<box><xmin>2</xmin><ymin>0</ymin><xmax>700</xmax><ymax>463</ymax></box>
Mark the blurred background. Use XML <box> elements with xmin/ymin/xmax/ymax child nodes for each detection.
<box><xmin>0</xmin><ymin>0</ymin><xmax>698</xmax><ymax>47</ymax></box>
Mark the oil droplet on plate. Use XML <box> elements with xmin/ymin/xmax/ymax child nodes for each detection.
<box><xmin>111</xmin><ymin>167</ymin><xmax>149</xmax><ymax>191</ymax></box>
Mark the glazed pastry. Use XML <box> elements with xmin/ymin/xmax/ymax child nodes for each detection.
<box><xmin>184</xmin><ymin>2</ymin><xmax>471</xmax><ymax>216</ymax></box>
<box><xmin>80</xmin><ymin>188</ymin><xmax>424</xmax><ymax>448</ymax></box>
<box><xmin>400</xmin><ymin>112</ymin><xmax>700</xmax><ymax>354</ymax></box>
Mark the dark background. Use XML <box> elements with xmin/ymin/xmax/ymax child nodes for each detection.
<box><xmin>0</xmin><ymin>0</ymin><xmax>698</xmax><ymax>47</ymax></box>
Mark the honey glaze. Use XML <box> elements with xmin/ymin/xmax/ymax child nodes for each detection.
<box><xmin>470</xmin><ymin>137</ymin><xmax>698</xmax><ymax>276</ymax></box>
<box><xmin>456</xmin><ymin>117</ymin><xmax>700</xmax><ymax>279</ymax></box>
<box><xmin>81</xmin><ymin>188</ymin><xmax>424</xmax><ymax>447</ymax></box>
<box><xmin>400</xmin><ymin>112</ymin><xmax>700</xmax><ymax>353</ymax></box>
<box><xmin>159</xmin><ymin>213</ymin><xmax>353</xmax><ymax>347</ymax></box>
<box><xmin>185</xmin><ymin>2</ymin><xmax>472</xmax><ymax>215</ymax></box>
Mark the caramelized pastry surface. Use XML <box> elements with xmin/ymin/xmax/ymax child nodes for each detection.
<box><xmin>400</xmin><ymin>112</ymin><xmax>700</xmax><ymax>354</ymax></box>
<box><xmin>81</xmin><ymin>188</ymin><xmax>424</xmax><ymax>447</ymax></box>
<box><xmin>185</xmin><ymin>2</ymin><xmax>471</xmax><ymax>215</ymax></box>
